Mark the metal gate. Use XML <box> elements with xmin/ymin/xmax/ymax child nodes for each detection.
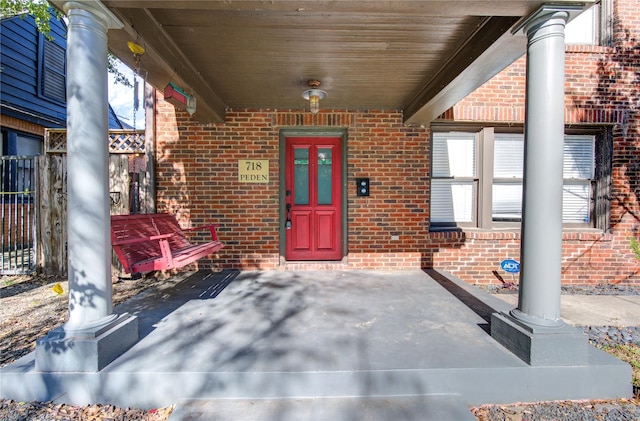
<box><xmin>1</xmin><ymin>156</ymin><xmax>36</xmax><ymax>274</ymax></box>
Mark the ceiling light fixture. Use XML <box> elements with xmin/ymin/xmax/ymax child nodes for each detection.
<box><xmin>302</xmin><ymin>79</ymin><xmax>327</xmax><ymax>115</ymax></box>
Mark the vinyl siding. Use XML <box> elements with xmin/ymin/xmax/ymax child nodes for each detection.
<box><xmin>1</xmin><ymin>14</ymin><xmax>66</xmax><ymax>127</ymax></box>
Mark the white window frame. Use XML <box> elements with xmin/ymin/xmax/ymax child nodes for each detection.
<box><xmin>431</xmin><ymin>132</ymin><xmax>478</xmax><ymax>227</ymax></box>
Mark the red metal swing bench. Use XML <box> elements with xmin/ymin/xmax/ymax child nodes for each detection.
<box><xmin>110</xmin><ymin>213</ymin><xmax>224</xmax><ymax>274</ymax></box>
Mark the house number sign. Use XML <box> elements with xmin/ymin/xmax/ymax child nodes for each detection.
<box><xmin>238</xmin><ymin>160</ymin><xmax>269</xmax><ymax>183</ymax></box>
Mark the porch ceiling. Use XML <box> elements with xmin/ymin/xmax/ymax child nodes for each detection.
<box><xmin>96</xmin><ymin>1</ymin><xmax>587</xmax><ymax>124</ymax></box>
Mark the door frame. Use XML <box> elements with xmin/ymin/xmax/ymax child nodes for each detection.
<box><xmin>279</xmin><ymin>128</ymin><xmax>348</xmax><ymax>263</ymax></box>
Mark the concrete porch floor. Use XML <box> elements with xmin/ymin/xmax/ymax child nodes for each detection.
<box><xmin>0</xmin><ymin>269</ymin><xmax>631</xmax><ymax>418</ymax></box>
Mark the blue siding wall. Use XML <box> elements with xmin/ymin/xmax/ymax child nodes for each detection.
<box><xmin>109</xmin><ymin>105</ymin><xmax>126</xmax><ymax>129</ymax></box>
<box><xmin>0</xmin><ymin>13</ymin><xmax>67</xmax><ymax>127</ymax></box>
<box><xmin>1</xmin><ymin>13</ymin><xmax>125</xmax><ymax>130</ymax></box>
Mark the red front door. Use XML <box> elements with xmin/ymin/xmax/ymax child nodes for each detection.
<box><xmin>285</xmin><ymin>137</ymin><xmax>342</xmax><ymax>261</ymax></box>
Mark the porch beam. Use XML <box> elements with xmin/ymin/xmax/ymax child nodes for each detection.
<box><xmin>403</xmin><ymin>2</ymin><xmax>591</xmax><ymax>125</ymax></box>
<box><xmin>403</xmin><ymin>16</ymin><xmax>521</xmax><ymax>125</ymax></box>
<box><xmin>104</xmin><ymin>7</ymin><xmax>226</xmax><ymax>124</ymax></box>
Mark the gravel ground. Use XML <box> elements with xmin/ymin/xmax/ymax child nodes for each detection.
<box><xmin>561</xmin><ymin>284</ymin><xmax>640</xmax><ymax>296</ymax></box>
<box><xmin>584</xmin><ymin>325</ymin><xmax>640</xmax><ymax>347</ymax></box>
<box><xmin>483</xmin><ymin>283</ymin><xmax>640</xmax><ymax>296</ymax></box>
<box><xmin>472</xmin><ymin>399</ymin><xmax>640</xmax><ymax>420</ymax></box>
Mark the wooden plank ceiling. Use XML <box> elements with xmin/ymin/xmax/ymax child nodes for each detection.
<box><xmin>98</xmin><ymin>1</ymin><xmax>584</xmax><ymax>124</ymax></box>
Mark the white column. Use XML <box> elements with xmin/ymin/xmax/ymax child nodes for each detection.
<box><xmin>36</xmin><ymin>1</ymin><xmax>138</xmax><ymax>372</ymax></box>
<box><xmin>64</xmin><ymin>1</ymin><xmax>118</xmax><ymax>328</ymax></box>
<box><xmin>490</xmin><ymin>5</ymin><xmax>588</xmax><ymax>366</ymax></box>
<box><xmin>512</xmin><ymin>9</ymin><xmax>569</xmax><ymax>327</ymax></box>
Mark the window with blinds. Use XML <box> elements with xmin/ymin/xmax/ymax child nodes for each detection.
<box><xmin>431</xmin><ymin>133</ymin><xmax>477</xmax><ymax>225</ymax></box>
<box><xmin>492</xmin><ymin>134</ymin><xmax>524</xmax><ymax>221</ymax></box>
<box><xmin>563</xmin><ymin>135</ymin><xmax>595</xmax><ymax>223</ymax></box>
<box><xmin>431</xmin><ymin>130</ymin><xmax>598</xmax><ymax>229</ymax></box>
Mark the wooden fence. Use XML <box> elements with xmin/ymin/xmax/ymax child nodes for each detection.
<box><xmin>36</xmin><ymin>129</ymin><xmax>152</xmax><ymax>275</ymax></box>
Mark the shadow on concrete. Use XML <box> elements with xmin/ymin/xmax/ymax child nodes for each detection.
<box><xmin>114</xmin><ymin>269</ymin><xmax>239</xmax><ymax>339</ymax></box>
<box><xmin>425</xmin><ymin>268</ymin><xmax>513</xmax><ymax>334</ymax></box>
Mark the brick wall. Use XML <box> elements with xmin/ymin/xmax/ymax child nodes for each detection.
<box><xmin>155</xmin><ymin>103</ymin><xmax>280</xmax><ymax>270</ymax></box>
<box><xmin>154</xmin><ymin>105</ymin><xmax>431</xmax><ymax>271</ymax></box>
<box><xmin>153</xmin><ymin>2</ymin><xmax>639</xmax><ymax>286</ymax></box>
<box><xmin>433</xmin><ymin>1</ymin><xmax>640</xmax><ymax>286</ymax></box>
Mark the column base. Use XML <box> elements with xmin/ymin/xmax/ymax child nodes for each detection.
<box><xmin>491</xmin><ymin>311</ymin><xmax>588</xmax><ymax>366</ymax></box>
<box><xmin>35</xmin><ymin>313</ymin><xmax>138</xmax><ymax>372</ymax></box>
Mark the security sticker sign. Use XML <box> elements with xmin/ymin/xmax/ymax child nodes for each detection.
<box><xmin>500</xmin><ymin>259</ymin><xmax>520</xmax><ymax>273</ymax></box>
<box><xmin>238</xmin><ymin>160</ymin><xmax>269</xmax><ymax>183</ymax></box>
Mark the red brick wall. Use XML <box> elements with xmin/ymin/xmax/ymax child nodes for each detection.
<box><xmin>433</xmin><ymin>1</ymin><xmax>640</xmax><ymax>286</ymax></box>
<box><xmin>153</xmin><ymin>2</ymin><xmax>640</xmax><ymax>286</ymax></box>
<box><xmin>154</xmin><ymin>104</ymin><xmax>281</xmax><ymax>270</ymax></box>
<box><xmin>154</xmin><ymin>105</ymin><xmax>430</xmax><ymax>271</ymax></box>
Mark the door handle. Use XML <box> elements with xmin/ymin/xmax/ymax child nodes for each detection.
<box><xmin>285</xmin><ymin>203</ymin><xmax>292</xmax><ymax>229</ymax></box>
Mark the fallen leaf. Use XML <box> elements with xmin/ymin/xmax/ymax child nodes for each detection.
<box><xmin>52</xmin><ymin>283</ymin><xmax>64</xmax><ymax>295</ymax></box>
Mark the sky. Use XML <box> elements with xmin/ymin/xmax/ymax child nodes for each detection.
<box><xmin>108</xmin><ymin>61</ymin><xmax>145</xmax><ymax>130</ymax></box>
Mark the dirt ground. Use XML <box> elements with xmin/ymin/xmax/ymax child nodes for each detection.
<box><xmin>0</xmin><ymin>272</ymin><xmax>174</xmax><ymax>420</ymax></box>
<box><xmin>0</xmin><ymin>273</ymin><xmax>171</xmax><ymax>367</ymax></box>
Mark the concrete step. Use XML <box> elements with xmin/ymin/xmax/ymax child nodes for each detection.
<box><xmin>168</xmin><ymin>395</ymin><xmax>477</xmax><ymax>421</ymax></box>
